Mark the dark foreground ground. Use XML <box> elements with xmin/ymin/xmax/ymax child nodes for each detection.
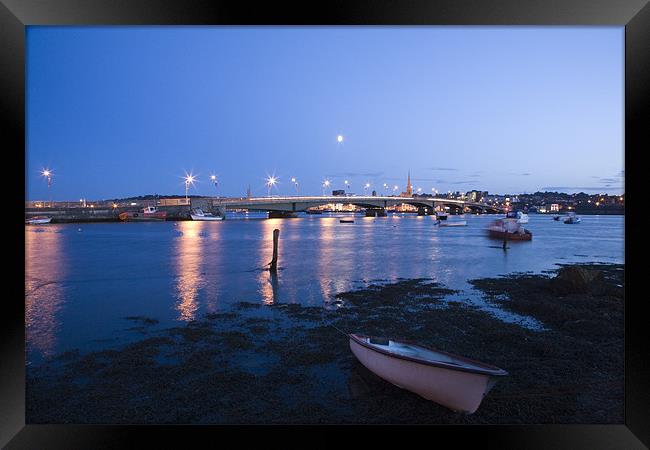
<box><xmin>26</xmin><ymin>263</ymin><xmax>624</xmax><ymax>424</ymax></box>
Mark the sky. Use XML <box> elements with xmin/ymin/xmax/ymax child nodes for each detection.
<box><xmin>26</xmin><ymin>26</ymin><xmax>624</xmax><ymax>200</ymax></box>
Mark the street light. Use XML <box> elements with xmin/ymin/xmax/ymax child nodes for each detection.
<box><xmin>322</xmin><ymin>178</ymin><xmax>331</xmax><ymax>196</ymax></box>
<box><xmin>364</xmin><ymin>182</ymin><xmax>371</xmax><ymax>195</ymax></box>
<box><xmin>291</xmin><ymin>177</ymin><xmax>299</xmax><ymax>193</ymax></box>
<box><xmin>393</xmin><ymin>185</ymin><xmax>399</xmax><ymax>195</ymax></box>
<box><xmin>184</xmin><ymin>173</ymin><xmax>197</xmax><ymax>203</ymax></box>
<box><xmin>344</xmin><ymin>180</ymin><xmax>350</xmax><ymax>192</ymax></box>
<box><xmin>266</xmin><ymin>175</ymin><xmax>278</xmax><ymax>196</ymax></box>
<box><xmin>337</xmin><ymin>134</ymin><xmax>344</xmax><ymax>144</ymax></box>
<box><xmin>210</xmin><ymin>174</ymin><xmax>218</xmax><ymax>197</ymax></box>
<box><xmin>41</xmin><ymin>168</ymin><xmax>53</xmax><ymax>207</ymax></box>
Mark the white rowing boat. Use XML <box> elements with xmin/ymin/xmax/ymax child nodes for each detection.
<box><xmin>349</xmin><ymin>334</ymin><xmax>507</xmax><ymax>413</ymax></box>
<box><xmin>438</xmin><ymin>220</ymin><xmax>467</xmax><ymax>227</ymax></box>
<box><xmin>26</xmin><ymin>216</ymin><xmax>52</xmax><ymax>225</ymax></box>
<box><xmin>190</xmin><ymin>208</ymin><xmax>224</xmax><ymax>221</ymax></box>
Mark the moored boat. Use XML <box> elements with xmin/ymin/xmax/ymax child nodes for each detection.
<box><xmin>340</xmin><ymin>219</ymin><xmax>354</xmax><ymax>223</ymax></box>
<box><xmin>487</xmin><ymin>219</ymin><xmax>532</xmax><ymax>241</ymax></box>
<box><xmin>25</xmin><ymin>216</ymin><xmax>52</xmax><ymax>225</ymax></box>
<box><xmin>516</xmin><ymin>211</ymin><xmax>529</xmax><ymax>224</ymax></box>
<box><xmin>552</xmin><ymin>215</ymin><xmax>561</xmax><ymax>221</ymax></box>
<box><xmin>349</xmin><ymin>334</ymin><xmax>507</xmax><ymax>414</ymax></box>
<box><xmin>436</xmin><ymin>211</ymin><xmax>448</xmax><ymax>220</ymax></box>
<box><xmin>119</xmin><ymin>206</ymin><xmax>167</xmax><ymax>222</ymax></box>
<box><xmin>190</xmin><ymin>208</ymin><xmax>224</xmax><ymax>221</ymax></box>
<box><xmin>564</xmin><ymin>212</ymin><xmax>581</xmax><ymax>224</ymax></box>
<box><xmin>439</xmin><ymin>220</ymin><xmax>467</xmax><ymax>227</ymax></box>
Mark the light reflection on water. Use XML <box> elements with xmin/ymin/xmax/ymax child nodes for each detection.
<box><xmin>25</xmin><ymin>213</ymin><xmax>624</xmax><ymax>362</ymax></box>
<box><xmin>25</xmin><ymin>227</ymin><xmax>67</xmax><ymax>359</ymax></box>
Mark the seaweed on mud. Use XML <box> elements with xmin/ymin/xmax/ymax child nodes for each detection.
<box><xmin>27</xmin><ymin>264</ymin><xmax>623</xmax><ymax>425</ymax></box>
<box><xmin>125</xmin><ymin>316</ymin><xmax>159</xmax><ymax>325</ymax></box>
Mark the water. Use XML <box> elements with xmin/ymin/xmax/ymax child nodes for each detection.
<box><xmin>25</xmin><ymin>213</ymin><xmax>624</xmax><ymax>364</ymax></box>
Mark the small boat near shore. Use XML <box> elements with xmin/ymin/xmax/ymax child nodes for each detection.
<box><xmin>436</xmin><ymin>211</ymin><xmax>448</xmax><ymax>220</ymax></box>
<box><xmin>552</xmin><ymin>215</ymin><xmax>561</xmax><ymax>221</ymax></box>
<box><xmin>190</xmin><ymin>208</ymin><xmax>224</xmax><ymax>221</ymax></box>
<box><xmin>26</xmin><ymin>216</ymin><xmax>52</xmax><ymax>225</ymax></box>
<box><xmin>564</xmin><ymin>212</ymin><xmax>581</xmax><ymax>224</ymax></box>
<box><xmin>340</xmin><ymin>219</ymin><xmax>354</xmax><ymax>223</ymax></box>
<box><xmin>438</xmin><ymin>220</ymin><xmax>467</xmax><ymax>227</ymax></box>
<box><xmin>349</xmin><ymin>334</ymin><xmax>507</xmax><ymax>414</ymax></box>
<box><xmin>516</xmin><ymin>211</ymin><xmax>529</xmax><ymax>224</ymax></box>
<box><xmin>119</xmin><ymin>206</ymin><xmax>167</xmax><ymax>222</ymax></box>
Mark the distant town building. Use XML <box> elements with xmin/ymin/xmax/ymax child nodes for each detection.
<box><xmin>550</xmin><ymin>203</ymin><xmax>560</xmax><ymax>212</ymax></box>
<box><xmin>159</xmin><ymin>198</ymin><xmax>190</xmax><ymax>206</ymax></box>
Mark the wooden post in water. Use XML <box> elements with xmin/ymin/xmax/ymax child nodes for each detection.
<box><xmin>269</xmin><ymin>228</ymin><xmax>280</xmax><ymax>272</ymax></box>
<box><xmin>502</xmin><ymin>233</ymin><xmax>508</xmax><ymax>250</ymax></box>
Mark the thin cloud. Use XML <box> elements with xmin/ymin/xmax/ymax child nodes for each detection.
<box><xmin>541</xmin><ymin>186</ymin><xmax>623</xmax><ymax>191</ymax></box>
<box><xmin>326</xmin><ymin>172</ymin><xmax>384</xmax><ymax>178</ymax></box>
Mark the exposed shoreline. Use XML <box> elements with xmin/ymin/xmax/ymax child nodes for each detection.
<box><xmin>27</xmin><ymin>263</ymin><xmax>624</xmax><ymax>424</ymax></box>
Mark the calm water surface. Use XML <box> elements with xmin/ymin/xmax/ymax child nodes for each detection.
<box><xmin>25</xmin><ymin>213</ymin><xmax>624</xmax><ymax>364</ymax></box>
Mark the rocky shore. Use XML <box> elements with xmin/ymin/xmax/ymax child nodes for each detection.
<box><xmin>27</xmin><ymin>263</ymin><xmax>624</xmax><ymax>424</ymax></box>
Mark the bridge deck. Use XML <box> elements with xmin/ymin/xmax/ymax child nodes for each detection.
<box><xmin>208</xmin><ymin>196</ymin><xmax>500</xmax><ymax>213</ymax></box>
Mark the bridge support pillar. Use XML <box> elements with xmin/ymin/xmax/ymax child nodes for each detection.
<box><xmin>365</xmin><ymin>208</ymin><xmax>386</xmax><ymax>217</ymax></box>
<box><xmin>268</xmin><ymin>211</ymin><xmax>298</xmax><ymax>219</ymax></box>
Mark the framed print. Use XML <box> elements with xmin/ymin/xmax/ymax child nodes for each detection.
<box><xmin>3</xmin><ymin>0</ymin><xmax>648</xmax><ymax>447</ymax></box>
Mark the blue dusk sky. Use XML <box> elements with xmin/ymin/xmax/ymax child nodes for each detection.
<box><xmin>26</xmin><ymin>26</ymin><xmax>624</xmax><ymax>200</ymax></box>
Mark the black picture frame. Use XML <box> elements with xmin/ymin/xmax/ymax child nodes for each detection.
<box><xmin>3</xmin><ymin>0</ymin><xmax>648</xmax><ymax>447</ymax></box>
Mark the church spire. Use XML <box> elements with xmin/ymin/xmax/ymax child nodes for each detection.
<box><xmin>406</xmin><ymin>170</ymin><xmax>412</xmax><ymax>196</ymax></box>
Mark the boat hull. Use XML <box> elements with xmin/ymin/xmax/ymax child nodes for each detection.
<box><xmin>119</xmin><ymin>212</ymin><xmax>167</xmax><ymax>222</ymax></box>
<box><xmin>190</xmin><ymin>214</ymin><xmax>224</xmax><ymax>221</ymax></box>
<box><xmin>26</xmin><ymin>217</ymin><xmax>52</xmax><ymax>225</ymax></box>
<box><xmin>439</xmin><ymin>220</ymin><xmax>467</xmax><ymax>227</ymax></box>
<box><xmin>349</xmin><ymin>337</ymin><xmax>498</xmax><ymax>413</ymax></box>
<box><xmin>488</xmin><ymin>229</ymin><xmax>532</xmax><ymax>241</ymax></box>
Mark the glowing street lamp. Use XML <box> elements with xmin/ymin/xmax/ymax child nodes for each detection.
<box><xmin>344</xmin><ymin>180</ymin><xmax>350</xmax><ymax>192</ymax></box>
<box><xmin>291</xmin><ymin>177</ymin><xmax>299</xmax><ymax>193</ymax></box>
<box><xmin>364</xmin><ymin>182</ymin><xmax>371</xmax><ymax>195</ymax></box>
<box><xmin>266</xmin><ymin>175</ymin><xmax>278</xmax><ymax>196</ymax></box>
<box><xmin>184</xmin><ymin>173</ymin><xmax>197</xmax><ymax>203</ymax></box>
<box><xmin>337</xmin><ymin>134</ymin><xmax>344</xmax><ymax>144</ymax></box>
<box><xmin>210</xmin><ymin>174</ymin><xmax>218</xmax><ymax>197</ymax></box>
<box><xmin>393</xmin><ymin>185</ymin><xmax>399</xmax><ymax>195</ymax></box>
<box><xmin>41</xmin><ymin>168</ymin><xmax>53</xmax><ymax>207</ymax></box>
<box><xmin>322</xmin><ymin>178</ymin><xmax>331</xmax><ymax>196</ymax></box>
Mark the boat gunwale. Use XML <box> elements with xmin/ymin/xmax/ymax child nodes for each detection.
<box><xmin>349</xmin><ymin>333</ymin><xmax>508</xmax><ymax>377</ymax></box>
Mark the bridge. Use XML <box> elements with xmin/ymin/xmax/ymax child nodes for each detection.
<box><xmin>209</xmin><ymin>195</ymin><xmax>503</xmax><ymax>217</ymax></box>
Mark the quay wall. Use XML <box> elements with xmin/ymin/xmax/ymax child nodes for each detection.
<box><xmin>24</xmin><ymin>197</ymin><xmax>223</xmax><ymax>223</ymax></box>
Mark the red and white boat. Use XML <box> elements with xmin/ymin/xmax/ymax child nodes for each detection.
<box><xmin>349</xmin><ymin>334</ymin><xmax>507</xmax><ymax>414</ymax></box>
<box><xmin>487</xmin><ymin>218</ymin><xmax>532</xmax><ymax>241</ymax></box>
<box><xmin>119</xmin><ymin>206</ymin><xmax>167</xmax><ymax>222</ymax></box>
